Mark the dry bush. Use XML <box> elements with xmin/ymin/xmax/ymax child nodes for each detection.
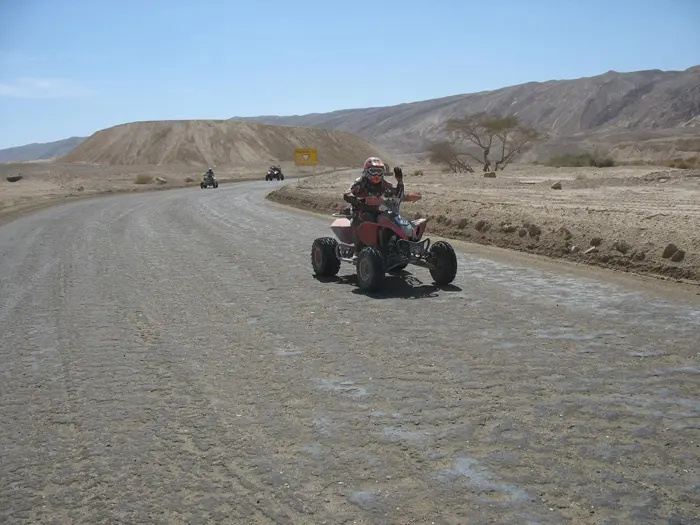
<box><xmin>546</xmin><ymin>152</ymin><xmax>615</xmax><ymax>168</ymax></box>
<box><xmin>184</xmin><ymin>176</ymin><xmax>195</xmax><ymax>183</ymax></box>
<box><xmin>666</xmin><ymin>156</ymin><xmax>700</xmax><ymax>169</ymax></box>
<box><xmin>413</xmin><ymin>169</ymin><xmax>424</xmax><ymax>177</ymax></box>
<box><xmin>134</xmin><ymin>174</ymin><xmax>153</xmax><ymax>184</ymax></box>
<box><xmin>428</xmin><ymin>141</ymin><xmax>475</xmax><ymax>173</ymax></box>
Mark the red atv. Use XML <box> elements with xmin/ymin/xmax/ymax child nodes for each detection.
<box><xmin>310</xmin><ymin>191</ymin><xmax>458</xmax><ymax>292</ymax></box>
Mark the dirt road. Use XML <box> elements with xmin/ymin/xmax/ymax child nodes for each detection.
<box><xmin>1</xmin><ymin>179</ymin><xmax>699</xmax><ymax>524</ymax></box>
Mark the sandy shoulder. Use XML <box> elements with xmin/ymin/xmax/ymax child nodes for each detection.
<box><xmin>267</xmin><ymin>164</ymin><xmax>700</xmax><ymax>284</ymax></box>
<box><xmin>0</xmin><ymin>160</ymin><xmax>336</xmax><ymax>224</ymax></box>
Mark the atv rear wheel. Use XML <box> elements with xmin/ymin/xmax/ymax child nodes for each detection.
<box><xmin>311</xmin><ymin>237</ymin><xmax>341</xmax><ymax>277</ymax></box>
<box><xmin>428</xmin><ymin>241</ymin><xmax>458</xmax><ymax>286</ymax></box>
<box><xmin>356</xmin><ymin>246</ymin><xmax>385</xmax><ymax>292</ymax></box>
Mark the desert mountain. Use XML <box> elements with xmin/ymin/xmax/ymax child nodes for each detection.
<box><xmin>0</xmin><ymin>137</ymin><xmax>86</xmax><ymax>163</ymax></box>
<box><xmin>233</xmin><ymin>66</ymin><xmax>700</xmax><ymax>155</ymax></box>
<box><xmin>4</xmin><ymin>66</ymin><xmax>699</xmax><ymax>163</ymax></box>
<box><xmin>61</xmin><ymin>120</ymin><xmax>385</xmax><ymax>167</ymax></box>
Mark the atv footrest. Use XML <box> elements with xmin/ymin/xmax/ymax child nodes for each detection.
<box><xmin>396</xmin><ymin>238</ymin><xmax>431</xmax><ymax>260</ymax></box>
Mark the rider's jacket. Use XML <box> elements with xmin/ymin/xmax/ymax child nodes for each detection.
<box><xmin>343</xmin><ymin>176</ymin><xmax>404</xmax><ymax>212</ymax></box>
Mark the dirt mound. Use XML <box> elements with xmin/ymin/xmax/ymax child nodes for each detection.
<box><xmin>61</xmin><ymin>120</ymin><xmax>386</xmax><ymax>167</ymax></box>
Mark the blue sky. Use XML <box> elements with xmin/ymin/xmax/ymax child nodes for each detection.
<box><xmin>0</xmin><ymin>0</ymin><xmax>698</xmax><ymax>149</ymax></box>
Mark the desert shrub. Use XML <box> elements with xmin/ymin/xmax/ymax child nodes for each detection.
<box><xmin>546</xmin><ymin>152</ymin><xmax>615</xmax><ymax>168</ymax></box>
<box><xmin>184</xmin><ymin>176</ymin><xmax>195</xmax><ymax>183</ymax></box>
<box><xmin>666</xmin><ymin>156</ymin><xmax>700</xmax><ymax>169</ymax></box>
<box><xmin>134</xmin><ymin>174</ymin><xmax>153</xmax><ymax>184</ymax></box>
<box><xmin>413</xmin><ymin>169</ymin><xmax>424</xmax><ymax>177</ymax></box>
<box><xmin>594</xmin><ymin>156</ymin><xmax>615</xmax><ymax>168</ymax></box>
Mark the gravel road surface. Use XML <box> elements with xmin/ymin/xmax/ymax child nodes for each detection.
<box><xmin>1</xmin><ymin>179</ymin><xmax>699</xmax><ymax>524</ymax></box>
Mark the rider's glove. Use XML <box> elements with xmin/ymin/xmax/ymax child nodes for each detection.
<box><xmin>393</xmin><ymin>166</ymin><xmax>403</xmax><ymax>180</ymax></box>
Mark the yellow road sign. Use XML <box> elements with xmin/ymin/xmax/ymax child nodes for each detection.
<box><xmin>294</xmin><ymin>148</ymin><xmax>318</xmax><ymax>166</ymax></box>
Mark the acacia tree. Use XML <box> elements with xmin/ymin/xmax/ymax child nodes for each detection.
<box><xmin>427</xmin><ymin>141</ymin><xmax>475</xmax><ymax>173</ymax></box>
<box><xmin>492</xmin><ymin>117</ymin><xmax>544</xmax><ymax>170</ymax></box>
<box><xmin>438</xmin><ymin>113</ymin><xmax>545</xmax><ymax>172</ymax></box>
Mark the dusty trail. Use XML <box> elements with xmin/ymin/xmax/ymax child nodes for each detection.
<box><xmin>1</xmin><ymin>180</ymin><xmax>698</xmax><ymax>524</ymax></box>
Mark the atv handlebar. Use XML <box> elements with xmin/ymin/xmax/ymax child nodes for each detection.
<box><xmin>332</xmin><ymin>193</ymin><xmax>422</xmax><ymax>218</ymax></box>
<box><xmin>364</xmin><ymin>193</ymin><xmax>422</xmax><ymax>206</ymax></box>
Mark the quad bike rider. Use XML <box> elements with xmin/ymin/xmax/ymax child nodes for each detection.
<box><xmin>266</xmin><ymin>165</ymin><xmax>284</xmax><ymax>181</ymax></box>
<box><xmin>343</xmin><ymin>157</ymin><xmax>404</xmax><ymax>259</ymax></box>
<box><xmin>201</xmin><ymin>168</ymin><xmax>218</xmax><ymax>188</ymax></box>
<box><xmin>311</xmin><ymin>157</ymin><xmax>458</xmax><ymax>292</ymax></box>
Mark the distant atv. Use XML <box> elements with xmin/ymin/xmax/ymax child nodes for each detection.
<box><xmin>310</xmin><ymin>191</ymin><xmax>458</xmax><ymax>293</ymax></box>
<box><xmin>200</xmin><ymin>172</ymin><xmax>219</xmax><ymax>189</ymax></box>
<box><xmin>265</xmin><ymin>166</ymin><xmax>284</xmax><ymax>181</ymax></box>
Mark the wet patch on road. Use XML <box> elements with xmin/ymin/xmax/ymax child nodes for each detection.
<box><xmin>630</xmin><ymin>349</ymin><xmax>666</xmax><ymax>357</ymax></box>
<box><xmin>532</xmin><ymin>327</ymin><xmax>617</xmax><ymax>341</ymax></box>
<box><xmin>275</xmin><ymin>349</ymin><xmax>304</xmax><ymax>356</ymax></box>
<box><xmin>651</xmin><ymin>366</ymin><xmax>700</xmax><ymax>376</ymax></box>
<box><xmin>380</xmin><ymin>426</ymin><xmax>433</xmax><ymax>444</ymax></box>
<box><xmin>313</xmin><ymin>378</ymin><xmax>369</xmax><ymax>398</ymax></box>
<box><xmin>312</xmin><ymin>414</ymin><xmax>334</xmax><ymax>438</ymax></box>
<box><xmin>299</xmin><ymin>442</ymin><xmax>323</xmax><ymax>457</ymax></box>
<box><xmin>434</xmin><ymin>457</ymin><xmax>531</xmax><ymax>503</ymax></box>
<box><xmin>348</xmin><ymin>489</ymin><xmax>391</xmax><ymax>512</ymax></box>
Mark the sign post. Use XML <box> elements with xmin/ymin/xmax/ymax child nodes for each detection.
<box><xmin>294</xmin><ymin>148</ymin><xmax>318</xmax><ymax>174</ymax></box>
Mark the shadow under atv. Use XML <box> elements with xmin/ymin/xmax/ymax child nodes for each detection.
<box><xmin>313</xmin><ymin>271</ymin><xmax>462</xmax><ymax>299</ymax></box>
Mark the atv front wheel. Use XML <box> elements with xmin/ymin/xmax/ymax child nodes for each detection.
<box><xmin>356</xmin><ymin>246</ymin><xmax>385</xmax><ymax>292</ymax></box>
<box><xmin>279</xmin><ymin>174</ymin><xmax>285</xmax><ymax>180</ymax></box>
<box><xmin>214</xmin><ymin>182</ymin><xmax>219</xmax><ymax>188</ymax></box>
<box><xmin>428</xmin><ymin>241</ymin><xmax>458</xmax><ymax>286</ymax></box>
<box><xmin>311</xmin><ymin>237</ymin><xmax>341</xmax><ymax>277</ymax></box>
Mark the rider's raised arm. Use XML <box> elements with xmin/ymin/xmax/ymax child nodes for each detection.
<box><xmin>384</xmin><ymin>177</ymin><xmax>404</xmax><ymax>199</ymax></box>
<box><xmin>394</xmin><ymin>179</ymin><xmax>404</xmax><ymax>199</ymax></box>
<box><xmin>391</xmin><ymin>166</ymin><xmax>405</xmax><ymax>198</ymax></box>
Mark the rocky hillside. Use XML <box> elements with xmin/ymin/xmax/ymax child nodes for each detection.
<box><xmin>0</xmin><ymin>137</ymin><xmax>86</xmax><ymax>163</ymax></box>
<box><xmin>61</xmin><ymin>120</ymin><xmax>386</xmax><ymax>167</ymax></box>
<box><xmin>234</xmin><ymin>66</ymin><xmax>700</xmax><ymax>155</ymax></box>
<box><xmin>5</xmin><ymin>66</ymin><xmax>698</xmax><ymax>163</ymax></box>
